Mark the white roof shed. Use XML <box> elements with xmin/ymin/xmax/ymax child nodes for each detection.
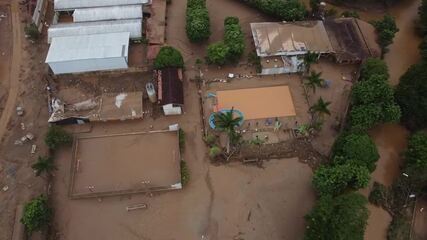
<box><xmin>54</xmin><ymin>0</ymin><xmax>149</xmax><ymax>11</ymax></box>
<box><xmin>47</xmin><ymin>19</ymin><xmax>142</xmax><ymax>43</ymax></box>
<box><xmin>46</xmin><ymin>32</ymin><xmax>130</xmax><ymax>74</ymax></box>
<box><xmin>73</xmin><ymin>5</ymin><xmax>143</xmax><ymax>22</ymax></box>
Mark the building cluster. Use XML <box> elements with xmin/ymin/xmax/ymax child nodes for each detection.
<box><xmin>45</xmin><ymin>0</ymin><xmax>149</xmax><ymax>74</ymax></box>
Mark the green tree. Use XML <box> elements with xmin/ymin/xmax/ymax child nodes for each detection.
<box><xmin>332</xmin><ymin>133</ymin><xmax>380</xmax><ymax>172</ymax></box>
<box><xmin>419</xmin><ymin>37</ymin><xmax>427</xmax><ymax>60</ymax></box>
<box><xmin>303</xmin><ymin>51</ymin><xmax>319</xmax><ymax>72</ymax></box>
<box><xmin>186</xmin><ymin>0</ymin><xmax>211</xmax><ymax>42</ymax></box>
<box><xmin>153</xmin><ymin>46</ymin><xmax>184</xmax><ymax>69</ymax></box>
<box><xmin>31</xmin><ymin>156</ymin><xmax>56</xmax><ymax>177</ymax></box>
<box><xmin>372</xmin><ymin>15</ymin><xmax>399</xmax><ymax>55</ymax></box>
<box><xmin>349</xmin><ymin>104</ymin><xmax>382</xmax><ymax>132</ymax></box>
<box><xmin>304</xmin><ymin>192</ymin><xmax>369</xmax><ymax>240</ymax></box>
<box><xmin>419</xmin><ymin>0</ymin><xmax>427</xmax><ymax>36</ymax></box>
<box><xmin>238</xmin><ymin>0</ymin><xmax>307</xmax><ymax>21</ymax></box>
<box><xmin>304</xmin><ymin>71</ymin><xmax>324</xmax><ymax>93</ymax></box>
<box><xmin>395</xmin><ymin>62</ymin><xmax>427</xmax><ymax>130</ymax></box>
<box><xmin>310</xmin><ymin>97</ymin><xmax>331</xmax><ymax>118</ymax></box>
<box><xmin>313</xmin><ymin>163</ymin><xmax>370</xmax><ymax>196</ymax></box>
<box><xmin>206</xmin><ymin>42</ymin><xmax>229</xmax><ymax>65</ymax></box>
<box><xmin>352</xmin><ymin>74</ymin><xmax>392</xmax><ymax>105</ymax></box>
<box><xmin>214</xmin><ymin>108</ymin><xmax>243</xmax><ymax>153</ymax></box>
<box><xmin>21</xmin><ymin>195</ymin><xmax>52</xmax><ymax>234</ymax></box>
<box><xmin>359</xmin><ymin>58</ymin><xmax>389</xmax><ymax>80</ymax></box>
<box><xmin>44</xmin><ymin>125</ymin><xmax>72</xmax><ymax>150</ymax></box>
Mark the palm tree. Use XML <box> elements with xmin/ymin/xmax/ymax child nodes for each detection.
<box><xmin>32</xmin><ymin>156</ymin><xmax>57</xmax><ymax>177</ymax></box>
<box><xmin>304</xmin><ymin>71</ymin><xmax>324</xmax><ymax>93</ymax></box>
<box><xmin>310</xmin><ymin>97</ymin><xmax>331</xmax><ymax>119</ymax></box>
<box><xmin>303</xmin><ymin>51</ymin><xmax>319</xmax><ymax>72</ymax></box>
<box><xmin>215</xmin><ymin>108</ymin><xmax>243</xmax><ymax>154</ymax></box>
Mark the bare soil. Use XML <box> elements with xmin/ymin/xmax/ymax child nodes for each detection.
<box><xmin>71</xmin><ymin>131</ymin><xmax>181</xmax><ymax>197</ymax></box>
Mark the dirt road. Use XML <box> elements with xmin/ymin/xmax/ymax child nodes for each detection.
<box><xmin>0</xmin><ymin>0</ymin><xmax>21</xmax><ymax>143</ymax></box>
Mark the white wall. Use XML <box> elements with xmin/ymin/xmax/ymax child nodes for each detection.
<box><xmin>48</xmin><ymin>56</ymin><xmax>128</xmax><ymax>74</ymax></box>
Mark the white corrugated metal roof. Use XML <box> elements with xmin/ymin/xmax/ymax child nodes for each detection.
<box><xmin>73</xmin><ymin>5</ymin><xmax>142</xmax><ymax>22</ymax></box>
<box><xmin>46</xmin><ymin>32</ymin><xmax>130</xmax><ymax>63</ymax></box>
<box><xmin>47</xmin><ymin>19</ymin><xmax>142</xmax><ymax>43</ymax></box>
<box><xmin>54</xmin><ymin>0</ymin><xmax>149</xmax><ymax>11</ymax></box>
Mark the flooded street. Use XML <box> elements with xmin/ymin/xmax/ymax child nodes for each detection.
<box><xmin>385</xmin><ymin>0</ymin><xmax>422</xmax><ymax>85</ymax></box>
<box><xmin>358</xmin><ymin>0</ymin><xmax>420</xmax><ymax>239</ymax></box>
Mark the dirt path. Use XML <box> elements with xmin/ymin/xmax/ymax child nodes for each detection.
<box><xmin>0</xmin><ymin>0</ymin><xmax>22</xmax><ymax>143</ymax></box>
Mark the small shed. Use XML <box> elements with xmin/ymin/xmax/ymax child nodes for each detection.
<box><xmin>45</xmin><ymin>32</ymin><xmax>130</xmax><ymax>74</ymax></box>
<box><xmin>156</xmin><ymin>68</ymin><xmax>184</xmax><ymax>115</ymax></box>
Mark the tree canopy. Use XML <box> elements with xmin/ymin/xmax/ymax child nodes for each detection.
<box><xmin>332</xmin><ymin>133</ymin><xmax>380</xmax><ymax>172</ymax></box>
<box><xmin>153</xmin><ymin>46</ymin><xmax>184</xmax><ymax>69</ymax></box>
<box><xmin>21</xmin><ymin>195</ymin><xmax>52</xmax><ymax>233</ymax></box>
<box><xmin>395</xmin><ymin>62</ymin><xmax>427</xmax><ymax>130</ymax></box>
<box><xmin>238</xmin><ymin>0</ymin><xmax>307</xmax><ymax>21</ymax></box>
<box><xmin>372</xmin><ymin>15</ymin><xmax>399</xmax><ymax>54</ymax></box>
<box><xmin>313</xmin><ymin>163</ymin><xmax>370</xmax><ymax>196</ymax></box>
<box><xmin>359</xmin><ymin>58</ymin><xmax>389</xmax><ymax>80</ymax></box>
<box><xmin>304</xmin><ymin>193</ymin><xmax>369</xmax><ymax>240</ymax></box>
<box><xmin>44</xmin><ymin>125</ymin><xmax>72</xmax><ymax>150</ymax></box>
<box><xmin>186</xmin><ymin>0</ymin><xmax>211</xmax><ymax>42</ymax></box>
<box><xmin>206</xmin><ymin>42</ymin><xmax>229</xmax><ymax>66</ymax></box>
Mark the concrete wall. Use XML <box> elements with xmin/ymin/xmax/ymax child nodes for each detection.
<box><xmin>48</xmin><ymin>56</ymin><xmax>128</xmax><ymax>74</ymax></box>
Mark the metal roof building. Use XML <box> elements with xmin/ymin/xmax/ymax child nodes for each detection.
<box><xmin>54</xmin><ymin>0</ymin><xmax>149</xmax><ymax>11</ymax></box>
<box><xmin>73</xmin><ymin>5</ymin><xmax>143</xmax><ymax>22</ymax></box>
<box><xmin>250</xmin><ymin>21</ymin><xmax>334</xmax><ymax>57</ymax></box>
<box><xmin>47</xmin><ymin>19</ymin><xmax>142</xmax><ymax>43</ymax></box>
<box><xmin>46</xmin><ymin>32</ymin><xmax>130</xmax><ymax>74</ymax></box>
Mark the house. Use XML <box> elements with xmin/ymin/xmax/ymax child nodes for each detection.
<box><xmin>45</xmin><ymin>0</ymin><xmax>149</xmax><ymax>74</ymax></box>
<box><xmin>156</xmin><ymin>68</ymin><xmax>184</xmax><ymax>116</ymax></box>
<box><xmin>250</xmin><ymin>18</ymin><xmax>380</xmax><ymax>75</ymax></box>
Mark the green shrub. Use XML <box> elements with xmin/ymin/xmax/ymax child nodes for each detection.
<box><xmin>31</xmin><ymin>156</ymin><xmax>56</xmax><ymax>177</ymax></box>
<box><xmin>224</xmin><ymin>17</ymin><xmax>245</xmax><ymax>61</ymax></box>
<box><xmin>180</xmin><ymin>160</ymin><xmax>190</xmax><ymax>186</ymax></box>
<box><xmin>359</xmin><ymin>58</ymin><xmax>389</xmax><ymax>80</ymax></box>
<box><xmin>203</xmin><ymin>134</ymin><xmax>217</xmax><ymax>146</ymax></box>
<box><xmin>313</xmin><ymin>163</ymin><xmax>370</xmax><ymax>196</ymax></box>
<box><xmin>21</xmin><ymin>195</ymin><xmax>52</xmax><ymax>233</ymax></box>
<box><xmin>342</xmin><ymin>10</ymin><xmax>360</xmax><ymax>18</ymax></box>
<box><xmin>238</xmin><ymin>0</ymin><xmax>307</xmax><ymax>21</ymax></box>
<box><xmin>45</xmin><ymin>125</ymin><xmax>72</xmax><ymax>150</ymax></box>
<box><xmin>369</xmin><ymin>182</ymin><xmax>388</xmax><ymax>207</ymax></box>
<box><xmin>349</xmin><ymin>104</ymin><xmax>382</xmax><ymax>132</ymax></box>
<box><xmin>206</xmin><ymin>42</ymin><xmax>229</xmax><ymax>65</ymax></box>
<box><xmin>179</xmin><ymin>129</ymin><xmax>185</xmax><ymax>152</ymax></box>
<box><xmin>209</xmin><ymin>145</ymin><xmax>222</xmax><ymax>159</ymax></box>
<box><xmin>304</xmin><ymin>192</ymin><xmax>369</xmax><ymax>240</ymax></box>
<box><xmin>248</xmin><ymin>51</ymin><xmax>262</xmax><ymax>73</ymax></box>
<box><xmin>332</xmin><ymin>133</ymin><xmax>380</xmax><ymax>172</ymax></box>
<box><xmin>186</xmin><ymin>0</ymin><xmax>211</xmax><ymax>42</ymax></box>
<box><xmin>24</xmin><ymin>23</ymin><xmax>39</xmax><ymax>40</ymax></box>
<box><xmin>352</xmin><ymin>74</ymin><xmax>392</xmax><ymax>105</ymax></box>
<box><xmin>153</xmin><ymin>46</ymin><xmax>184</xmax><ymax>69</ymax></box>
